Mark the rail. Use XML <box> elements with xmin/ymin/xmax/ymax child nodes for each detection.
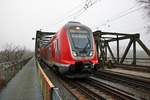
<box><xmin>106</xmin><ymin>57</ymin><xmax>150</xmax><ymax>66</ymax></box>
<box><xmin>36</xmin><ymin>60</ymin><xmax>62</xmax><ymax>100</ymax></box>
<box><xmin>0</xmin><ymin>57</ymin><xmax>32</xmax><ymax>89</ymax></box>
<box><xmin>95</xmin><ymin>70</ymin><xmax>150</xmax><ymax>91</ymax></box>
<box><xmin>89</xmin><ymin>77</ymin><xmax>138</xmax><ymax>100</ymax></box>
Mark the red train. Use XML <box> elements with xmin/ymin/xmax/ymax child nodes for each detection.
<box><xmin>38</xmin><ymin>21</ymin><xmax>99</xmax><ymax>78</ymax></box>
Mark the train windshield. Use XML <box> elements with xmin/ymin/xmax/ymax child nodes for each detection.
<box><xmin>71</xmin><ymin>33</ymin><xmax>91</xmax><ymax>49</ymax></box>
<box><xmin>68</xmin><ymin>28</ymin><xmax>93</xmax><ymax>52</ymax></box>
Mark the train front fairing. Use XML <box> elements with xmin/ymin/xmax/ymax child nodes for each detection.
<box><xmin>57</xmin><ymin>22</ymin><xmax>98</xmax><ymax>77</ymax></box>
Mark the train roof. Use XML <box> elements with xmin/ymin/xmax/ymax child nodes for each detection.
<box><xmin>65</xmin><ymin>21</ymin><xmax>92</xmax><ymax>32</ymax></box>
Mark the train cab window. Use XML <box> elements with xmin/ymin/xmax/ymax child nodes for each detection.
<box><xmin>71</xmin><ymin>33</ymin><xmax>91</xmax><ymax>49</ymax></box>
<box><xmin>68</xmin><ymin>26</ymin><xmax>94</xmax><ymax>57</ymax></box>
<box><xmin>68</xmin><ymin>28</ymin><xmax>93</xmax><ymax>51</ymax></box>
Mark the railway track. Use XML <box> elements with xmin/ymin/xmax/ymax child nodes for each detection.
<box><xmin>40</xmin><ymin>61</ymin><xmax>123</xmax><ymax>100</ymax></box>
<box><xmin>87</xmin><ymin>77</ymin><xmax>138</xmax><ymax>100</ymax></box>
<box><xmin>95</xmin><ymin>70</ymin><xmax>150</xmax><ymax>91</ymax></box>
<box><xmin>65</xmin><ymin>77</ymin><xmax>139</xmax><ymax>100</ymax></box>
<box><xmin>39</xmin><ymin>61</ymin><xmax>148</xmax><ymax>100</ymax></box>
<box><xmin>113</xmin><ymin>64</ymin><xmax>150</xmax><ymax>73</ymax></box>
<box><xmin>40</xmin><ymin>61</ymin><xmax>100</xmax><ymax>100</ymax></box>
<box><xmin>63</xmin><ymin>79</ymin><xmax>106</xmax><ymax>100</ymax></box>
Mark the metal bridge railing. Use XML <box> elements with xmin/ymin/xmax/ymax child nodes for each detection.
<box><xmin>36</xmin><ymin>61</ymin><xmax>62</xmax><ymax>100</ymax></box>
<box><xmin>0</xmin><ymin>57</ymin><xmax>32</xmax><ymax>89</ymax></box>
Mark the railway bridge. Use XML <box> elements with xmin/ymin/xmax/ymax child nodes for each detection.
<box><xmin>0</xmin><ymin>31</ymin><xmax>150</xmax><ymax>100</ymax></box>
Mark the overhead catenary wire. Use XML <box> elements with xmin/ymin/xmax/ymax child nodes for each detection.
<box><xmin>97</xmin><ymin>4</ymin><xmax>145</xmax><ymax>29</ymax></box>
<box><xmin>52</xmin><ymin>0</ymin><xmax>86</xmax><ymax>26</ymax></box>
<box><xmin>73</xmin><ymin>0</ymin><xmax>100</xmax><ymax>20</ymax></box>
<box><xmin>51</xmin><ymin>0</ymin><xmax>145</xmax><ymax>32</ymax></box>
<box><xmin>107</xmin><ymin>3</ymin><xmax>142</xmax><ymax>22</ymax></box>
<box><xmin>52</xmin><ymin>0</ymin><xmax>100</xmax><ymax>27</ymax></box>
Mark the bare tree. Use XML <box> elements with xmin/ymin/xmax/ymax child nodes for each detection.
<box><xmin>138</xmin><ymin>0</ymin><xmax>150</xmax><ymax>15</ymax></box>
<box><xmin>0</xmin><ymin>43</ymin><xmax>33</xmax><ymax>63</ymax></box>
<box><xmin>137</xmin><ymin>0</ymin><xmax>150</xmax><ymax>32</ymax></box>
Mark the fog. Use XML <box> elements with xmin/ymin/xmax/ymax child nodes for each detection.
<box><xmin>0</xmin><ymin>0</ymin><xmax>149</xmax><ymax>50</ymax></box>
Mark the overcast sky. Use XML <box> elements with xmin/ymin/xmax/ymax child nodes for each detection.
<box><xmin>0</xmin><ymin>0</ymin><xmax>150</xmax><ymax>50</ymax></box>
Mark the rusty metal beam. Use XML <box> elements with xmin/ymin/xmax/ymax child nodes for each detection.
<box><xmin>105</xmin><ymin>34</ymin><xmax>139</xmax><ymax>42</ymax></box>
<box><xmin>107</xmin><ymin>43</ymin><xmax>116</xmax><ymax>63</ymax></box>
<box><xmin>132</xmin><ymin>40</ymin><xmax>136</xmax><ymax>65</ymax></box>
<box><xmin>120</xmin><ymin>40</ymin><xmax>133</xmax><ymax>64</ymax></box>
<box><xmin>99</xmin><ymin>31</ymin><xmax>135</xmax><ymax>36</ymax></box>
<box><xmin>104</xmin><ymin>43</ymin><xmax>107</xmax><ymax>60</ymax></box>
<box><xmin>117</xmin><ymin>35</ymin><xmax>119</xmax><ymax>63</ymax></box>
<box><xmin>136</xmin><ymin>39</ymin><xmax>150</xmax><ymax>57</ymax></box>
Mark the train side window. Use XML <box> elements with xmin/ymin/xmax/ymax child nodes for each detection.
<box><xmin>57</xmin><ymin>39</ymin><xmax>60</xmax><ymax>54</ymax></box>
<box><xmin>52</xmin><ymin>43</ymin><xmax>55</xmax><ymax>57</ymax></box>
<box><xmin>48</xmin><ymin>47</ymin><xmax>50</xmax><ymax>60</ymax></box>
<box><xmin>55</xmin><ymin>40</ymin><xmax>59</xmax><ymax>54</ymax></box>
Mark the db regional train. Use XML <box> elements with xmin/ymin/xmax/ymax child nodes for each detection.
<box><xmin>38</xmin><ymin>21</ymin><xmax>99</xmax><ymax>78</ymax></box>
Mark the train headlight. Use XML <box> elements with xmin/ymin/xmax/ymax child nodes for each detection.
<box><xmin>89</xmin><ymin>51</ymin><xmax>93</xmax><ymax>56</ymax></box>
<box><xmin>72</xmin><ymin>51</ymin><xmax>77</xmax><ymax>56</ymax></box>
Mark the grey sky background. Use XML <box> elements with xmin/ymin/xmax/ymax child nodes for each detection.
<box><xmin>0</xmin><ymin>0</ymin><xmax>150</xmax><ymax>51</ymax></box>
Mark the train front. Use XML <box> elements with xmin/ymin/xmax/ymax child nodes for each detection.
<box><xmin>64</xmin><ymin>22</ymin><xmax>98</xmax><ymax>78</ymax></box>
